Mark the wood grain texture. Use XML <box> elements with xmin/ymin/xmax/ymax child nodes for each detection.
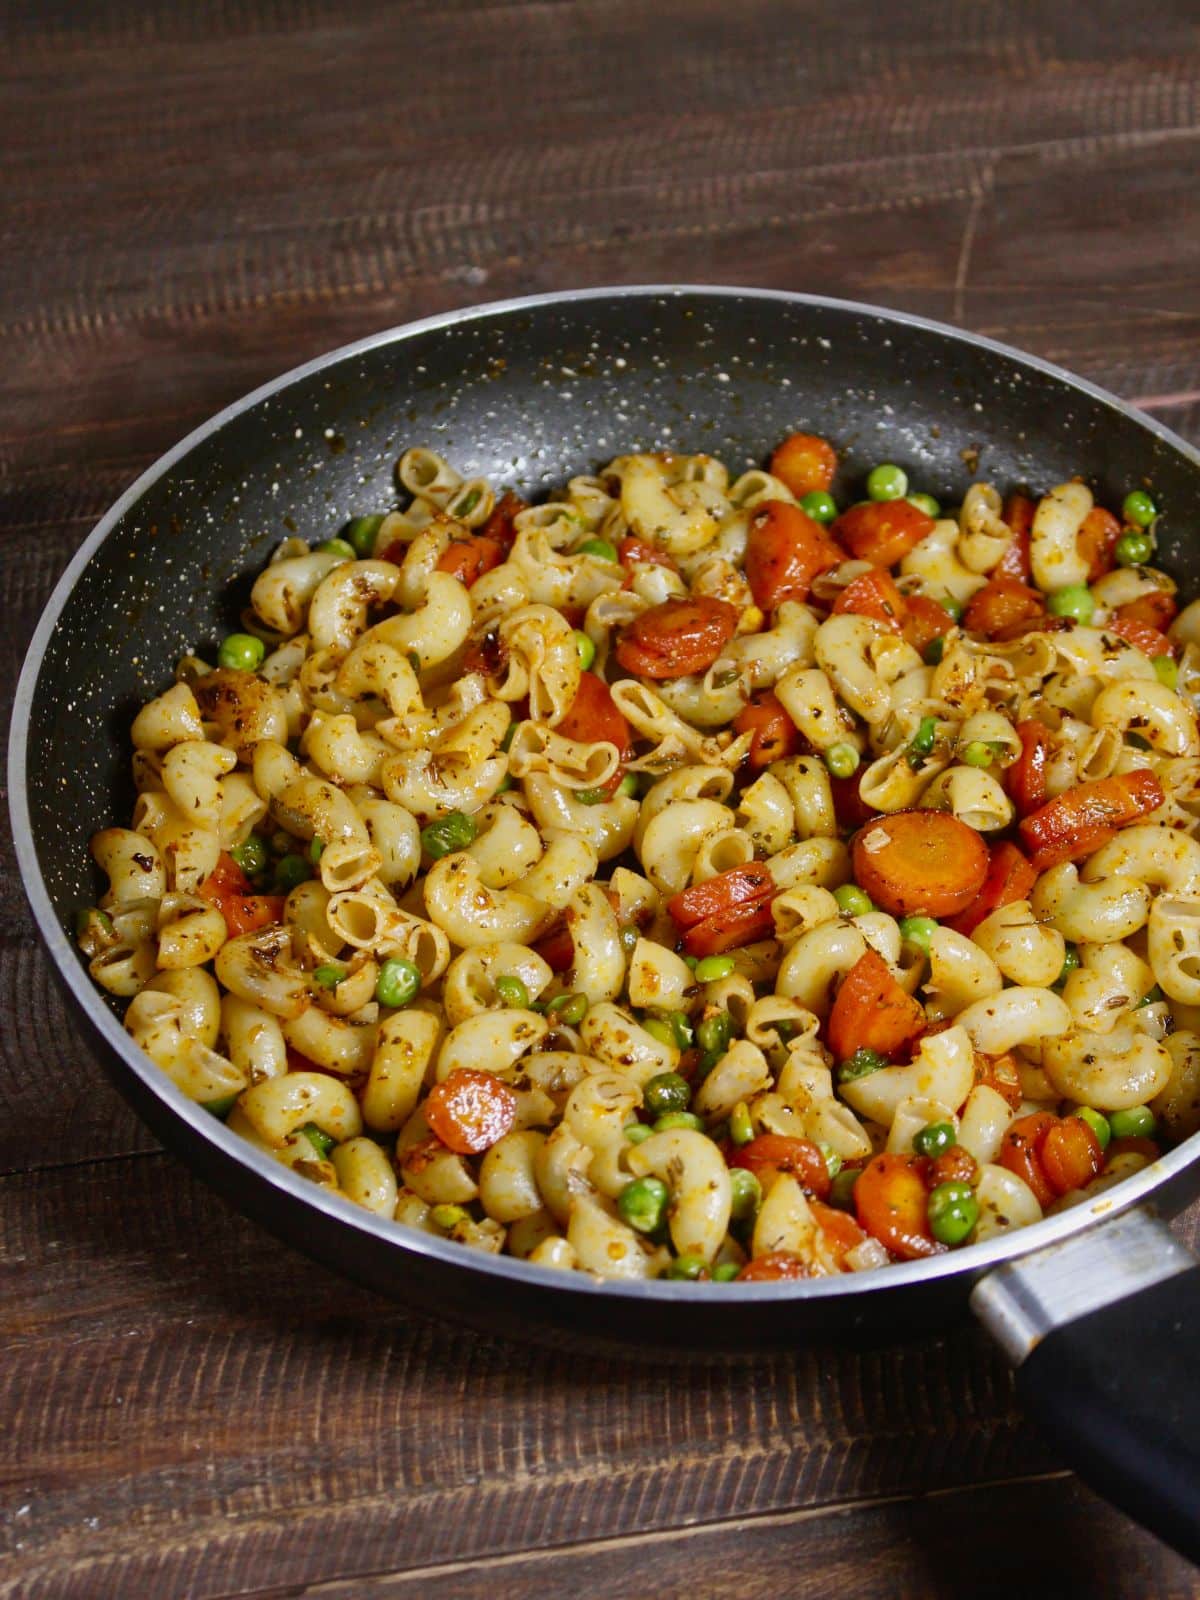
<box><xmin>2</xmin><ymin>1</ymin><xmax>1199</xmax><ymax>1595</ymax></box>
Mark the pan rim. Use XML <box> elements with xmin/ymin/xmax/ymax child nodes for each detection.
<box><xmin>10</xmin><ymin>281</ymin><xmax>1200</xmax><ymax>1305</ymax></box>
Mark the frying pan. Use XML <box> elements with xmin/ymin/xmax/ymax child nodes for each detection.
<box><xmin>11</xmin><ymin>287</ymin><xmax>1200</xmax><ymax>1561</ymax></box>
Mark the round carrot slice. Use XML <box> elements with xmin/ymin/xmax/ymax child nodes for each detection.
<box><xmin>425</xmin><ymin>1068</ymin><xmax>517</xmax><ymax>1154</ymax></box>
<box><xmin>851</xmin><ymin>811</ymin><xmax>989</xmax><ymax>918</ymax></box>
<box><xmin>738</xmin><ymin>1251</ymin><xmax>813</xmax><ymax>1282</ymax></box>
<box><xmin>854</xmin><ymin>1153</ymin><xmax>943</xmax><ymax>1260</ymax></box>
<box><xmin>769</xmin><ymin>432</ymin><xmax>838</xmax><ymax>498</ymax></box>
<box><xmin>614</xmin><ymin>596</ymin><xmax>739</xmax><ymax>679</ymax></box>
<box><xmin>729</xmin><ymin>1134</ymin><xmax>832</xmax><ymax>1199</ymax></box>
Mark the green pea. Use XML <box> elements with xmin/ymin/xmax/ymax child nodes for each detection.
<box><xmin>962</xmin><ymin>741</ymin><xmax>993</xmax><ymax>768</ymax></box>
<box><xmin>430</xmin><ymin>1203</ymin><xmax>471</xmax><ymax>1231</ymax></box>
<box><xmin>1108</xmin><ymin>1105</ymin><xmax>1156</xmax><ymax>1139</ymax></box>
<box><xmin>578</xmin><ymin>537</ymin><xmax>619</xmax><ymax>562</ymax></box>
<box><xmin>217</xmin><ymin>632</ymin><xmax>266</xmax><ymax>672</ymax></box>
<box><xmin>694</xmin><ymin>954</ymin><xmax>736</xmax><ymax>983</ymax></box>
<box><xmin>1136</xmin><ymin>984</ymin><xmax>1165</xmax><ymax>1009</ymax></box>
<box><xmin>616</xmin><ymin>773</ymin><xmax>639</xmax><ymax>798</ymax></box>
<box><xmin>799</xmin><ymin>490</ymin><xmax>837</xmax><ymax>524</ymax></box>
<box><xmin>308</xmin><ymin>836</ymin><xmax>325</xmax><ymax>864</ymax></box>
<box><xmin>1073</xmin><ymin>1106</ymin><xmax>1112</xmax><ymax>1151</ymax></box>
<box><xmin>711</xmin><ymin>1261</ymin><xmax>742</xmax><ymax>1282</ymax></box>
<box><xmin>924</xmin><ymin>637</ymin><xmax>945</xmax><ymax>666</ymax></box>
<box><xmin>318</xmin><ymin>537</ymin><xmax>356</xmax><ymax>559</ymax></box>
<box><xmin>76</xmin><ymin>906</ymin><xmax>114</xmax><ymax>946</ymax></box>
<box><xmin>299</xmin><ymin>1122</ymin><xmax>335</xmax><ymax>1159</ymax></box>
<box><xmin>666</xmin><ymin>1254</ymin><xmax>707</xmax><ymax>1281</ymax></box>
<box><xmin>1153</xmin><ymin>655</ymin><xmax>1178</xmax><ymax>690</ymax></box>
<box><xmin>619</xmin><ymin>923</ymin><xmax>640</xmax><ymax>955</ymax></box>
<box><xmin>1054</xmin><ymin>944</ymin><xmax>1081</xmax><ymax>989</ymax></box>
<box><xmin>376</xmin><ymin>957</ymin><xmax>422</xmax><ymax>1009</ymax></box>
<box><xmin>729</xmin><ymin>1166</ymin><xmax>762</xmax><ymax>1221</ymax></box>
<box><xmin>898</xmin><ymin>915</ymin><xmax>938</xmax><ymax>955</ymax></box>
<box><xmin>1114</xmin><ymin>530</ymin><xmax>1153</xmax><ymax>567</ymax></box>
<box><xmin>421</xmin><ymin>810</ymin><xmax>478</xmax><ymax>859</ymax></box>
<box><xmin>907</xmin><ymin>492</ymin><xmax>941</xmax><ymax>518</ymax></box>
<box><xmin>644</xmin><ymin>1072</ymin><xmax>691</xmax><ymax>1116</ymax></box>
<box><xmin>546</xmin><ymin>992</ymin><xmax>588</xmax><ymax>1027</ymax></box>
<box><xmin>684</xmin><ymin>954</ymin><xmax>700</xmax><ymax>971</ymax></box>
<box><xmin>867</xmin><ymin>463</ymin><xmax>908</xmax><ymax>501</ymax></box>
<box><xmin>817</xmin><ymin>1142</ymin><xmax>843</xmax><ymax>1181</ymax></box>
<box><xmin>668</xmin><ymin>1011</ymin><xmax>695</xmax><ymax>1050</ymax></box>
<box><xmin>311</xmin><ymin>964</ymin><xmax>346</xmax><ymax>990</ymax></box>
<box><xmin>618</xmin><ymin>1175</ymin><xmax>670</xmax><ymax>1234</ymax></box>
<box><xmin>624</xmin><ymin>1122</ymin><xmax>654</xmax><ymax>1145</ymax></box>
<box><xmin>494</xmin><ymin>975</ymin><xmax>530</xmax><ymax>1009</ymax></box>
<box><xmin>575</xmin><ymin>787</ymin><xmax>608</xmax><ymax>806</ymax></box>
<box><xmin>829</xmin><ymin>1168</ymin><xmax>860</xmax><ymax>1211</ymax></box>
<box><xmin>696</xmin><ymin>1012</ymin><xmax>732</xmax><ymax>1057</ymax></box>
<box><xmin>940</xmin><ymin>595</ymin><xmax>964</xmax><ymax>622</ymax></box>
<box><xmin>203</xmin><ymin>1092</ymin><xmax>240</xmax><ymax>1119</ymax></box>
<box><xmin>450</xmin><ymin>485</ymin><xmax>482</xmax><ymax>519</ymax></box>
<box><xmin>274</xmin><ymin>854</ymin><xmax>312</xmax><ymax>892</ymax></box>
<box><xmin>230</xmin><ymin>834</ymin><xmax>268</xmax><ymax>877</ymax></box>
<box><xmin>833</xmin><ymin>883</ymin><xmax>873</xmax><ymax>918</ymax></box>
<box><xmin>654</xmin><ymin>1111</ymin><xmax>705</xmax><ymax>1134</ymax></box>
<box><xmin>1122</xmin><ymin>490</ymin><xmax>1157</xmax><ymax>528</ymax></box>
<box><xmin>729</xmin><ymin>1101</ymin><xmax>755</xmax><ymax>1146</ymax></box>
<box><xmin>268</xmin><ymin>829</ymin><xmax>295</xmax><ymax>857</ymax></box>
<box><xmin>1046</xmin><ymin>584</ymin><xmax>1095</xmax><ymax>624</ymax></box>
<box><xmin>913</xmin><ymin>1121</ymin><xmax>956</xmax><ymax>1158</ymax></box>
<box><xmin>838</xmin><ymin>1047</ymin><xmax>886</xmax><ymax>1083</ymax></box>
<box><xmin>344</xmin><ymin>514</ymin><xmax>385</xmax><ymax>557</ymax></box>
<box><xmin>927</xmin><ymin>1181</ymin><xmax>979</xmax><ymax>1246</ymax></box>
<box><xmin>825</xmin><ymin>742</ymin><xmax>860</xmax><ymax>779</ymax></box>
<box><xmin>573</xmin><ymin>629</ymin><xmax>596</xmax><ymax>671</ymax></box>
<box><xmin>907</xmin><ymin>715</ymin><xmax>938</xmax><ymax>770</ymax></box>
<box><xmin>642</xmin><ymin>1017</ymin><xmax>676</xmax><ymax>1048</ymax></box>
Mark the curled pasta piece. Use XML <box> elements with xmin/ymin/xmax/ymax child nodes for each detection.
<box><xmin>1029</xmin><ymin>480</ymin><xmax>1092</xmax><ymax>592</ymax></box>
<box><xmin>973</xmin><ymin>1163</ymin><xmax>1043</xmax><ymax>1243</ymax></box>
<box><xmin>307</xmin><ymin>560</ymin><xmax>401</xmax><ymax>652</ymax></box>
<box><xmin>332</xmin><ymin>1137</ymin><xmax>399</xmax><ymax>1218</ymax></box>
<box><xmin>91</xmin><ymin>827</ymin><xmax>166</xmax><ymax>907</ymax></box>
<box><xmin>1091</xmin><ymin>680</ymin><xmax>1199</xmax><ymax>757</ymax></box>
<box><xmin>617</xmin><ymin>454</ymin><xmax>723</xmax><ymax>557</ymax></box>
<box><xmin>627</xmin><ymin>1128</ymin><xmax>732</xmax><ymax>1263</ymax></box>
<box><xmin>1042</xmin><ymin>1025</ymin><xmax>1172</xmax><ymax>1110</ymax></box>
<box><xmin>251</xmin><ymin>549</ymin><xmax>353</xmax><ymax>635</ymax></box>
<box><xmin>162</xmin><ymin>741</ymin><xmax>238</xmax><ymax>830</ymax></box>
<box><xmin>507</xmin><ymin>719</ymin><xmax>620</xmax><ymax>791</ymax></box>
<box><xmin>578</xmin><ymin>1002</ymin><xmax>679</xmax><ymax>1086</ymax></box>
<box><xmin>954</xmin><ymin>987</ymin><xmax>1071</xmax><ymax>1055</ymax></box>
<box><xmin>957</xmin><ymin>483</ymin><xmax>1011</xmax><ymax>573</ymax></box>
<box><xmin>239</xmin><ymin>1070</ymin><xmax>363</xmax><ymax>1147</ymax></box>
<box><xmin>1061</xmin><ymin>941</ymin><xmax>1154</xmax><ymax>1034</ymax></box>
<box><xmin>814</xmin><ymin>615</ymin><xmax>922</xmax><ymax>726</ymax></box>
<box><xmin>215</xmin><ymin>925</ymin><xmax>311</xmax><ymax>1020</ymax></box>
<box><xmin>480</xmin><ymin>1130</ymin><xmax>549</xmax><ymax>1223</ymax></box>
<box><xmin>1031</xmin><ymin>862</ymin><xmax>1151</xmax><ymax>944</ymax></box>
<box><xmin>435</xmin><ymin>1008</ymin><xmax>549</xmax><ymax>1082</ymax></box>
<box><xmin>221</xmin><ymin>993</ymin><xmax>287</xmax><ymax>1085</ymax></box>
<box><xmin>924</xmin><ymin>928</ymin><xmax>1004</xmax><ymax>1019</ymax></box>
<box><xmin>627</xmin><ymin>937</ymin><xmax>694</xmax><ymax>1012</ymax></box>
<box><xmin>130</xmin><ymin>682</ymin><xmax>206</xmax><ymax>752</ymax></box>
<box><xmin>125</xmin><ymin>988</ymin><xmax>247</xmax><ymax>1104</ymax></box>
<box><xmin>919</xmin><ymin>766</ymin><xmax>1014</xmax><ymax>833</ymax></box>
<box><xmin>639</xmin><ymin>798</ymin><xmax>736</xmax><ymax>895</ymax></box>
<box><xmin>567</xmin><ymin>1194</ymin><xmax>660</xmax><ymax>1279</ymax></box>
<box><xmin>1082</xmin><ymin>825</ymin><xmax>1200</xmax><ymax>894</ymax></box>
<box><xmin>1147</xmin><ymin>895</ymin><xmax>1200</xmax><ymax>1004</ymax></box>
<box><xmin>1154</xmin><ymin>1032</ymin><xmax>1200</xmax><ymax>1141</ymax></box>
<box><xmin>970</xmin><ymin>901</ymin><xmax>1066</xmax><ymax>988</ymax></box>
<box><xmin>839</xmin><ymin>1026</ymin><xmax>975</xmax><ymax>1127</ymax></box>
<box><xmin>325</xmin><ymin>891</ymin><xmax>450</xmax><ymax>983</ymax></box>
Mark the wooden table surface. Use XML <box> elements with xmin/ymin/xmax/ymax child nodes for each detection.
<box><xmin>4</xmin><ymin>2</ymin><xmax>1200</xmax><ymax>1595</ymax></box>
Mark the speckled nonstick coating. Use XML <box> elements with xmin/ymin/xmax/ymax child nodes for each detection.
<box><xmin>12</xmin><ymin>287</ymin><xmax>1200</xmax><ymax>1354</ymax></box>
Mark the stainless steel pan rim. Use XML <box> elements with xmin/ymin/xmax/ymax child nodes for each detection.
<box><xmin>12</xmin><ymin>281</ymin><xmax>1200</xmax><ymax>1304</ymax></box>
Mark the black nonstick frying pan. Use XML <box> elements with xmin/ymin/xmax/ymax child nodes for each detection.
<box><xmin>11</xmin><ymin>287</ymin><xmax>1200</xmax><ymax>1561</ymax></box>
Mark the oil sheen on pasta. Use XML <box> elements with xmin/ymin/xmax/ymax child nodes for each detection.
<box><xmin>76</xmin><ymin>438</ymin><xmax>1200</xmax><ymax>1282</ymax></box>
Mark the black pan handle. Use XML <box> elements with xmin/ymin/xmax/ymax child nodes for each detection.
<box><xmin>972</xmin><ymin>1207</ymin><xmax>1200</xmax><ymax>1564</ymax></box>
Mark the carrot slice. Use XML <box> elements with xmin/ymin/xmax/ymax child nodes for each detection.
<box><xmin>479</xmin><ymin>490</ymin><xmax>526</xmax><ymax>550</ymax></box>
<box><xmin>809</xmin><ymin>1199</ymin><xmax>869</xmax><ymax>1269</ymax></box>
<box><xmin>555</xmin><ymin>671</ymin><xmax>631</xmax><ymax>756</ymax></box>
<box><xmin>1106</xmin><ymin>614</ymin><xmax>1177</xmax><ymax>659</ymax></box>
<box><xmin>199</xmin><ymin>851</ymin><xmax>253</xmax><ymax>900</ymax></box>
<box><xmin>682</xmin><ymin>899</ymin><xmax>777</xmax><ymax>958</ymax></box>
<box><xmin>831</xmin><ymin>500</ymin><xmax>935</xmax><ymax>567</ymax></box>
<box><xmin>851</xmin><ymin>811</ymin><xmax>989</xmax><ymax>918</ymax></box>
<box><xmin>970</xmin><ymin>1050</ymin><xmax>1023</xmax><ymax>1111</ymax></box>
<box><xmin>744</xmin><ymin>500</ymin><xmax>844</xmax><ymax>609</ymax></box>
<box><xmin>769</xmin><ymin>432</ymin><xmax>838</xmax><ymax>497</ymax></box>
<box><xmin>1040</xmin><ymin>1118</ymin><xmax>1104</xmax><ymax>1195</ymax></box>
<box><xmin>730</xmin><ymin>1134</ymin><xmax>832</xmax><ymax>1199</ymax></box>
<box><xmin>425</xmin><ymin>1068</ymin><xmax>517</xmax><ymax>1154</ymax></box>
<box><xmin>618</xmin><ymin>536</ymin><xmax>677</xmax><ymax>572</ymax></box>
<box><xmin>831</xmin><ymin>568</ymin><xmax>907</xmax><ymax>633</ymax></box>
<box><xmin>903</xmin><ymin>593</ymin><xmax>955</xmax><ymax>655</ymax></box>
<box><xmin>998</xmin><ymin>1112</ymin><xmax>1057</xmax><ymax>1209</ymax></box>
<box><xmin>995</xmin><ymin>494</ymin><xmax>1034</xmax><ymax>582</ymax></box>
<box><xmin>1006</xmin><ymin>720</ymin><xmax>1052</xmax><ymax>818</ymax></box>
<box><xmin>221</xmin><ymin>894</ymin><xmax>287</xmax><ymax>937</ymax></box>
<box><xmin>827</xmin><ymin>948</ymin><xmax>925</xmax><ymax>1063</ymax></box>
<box><xmin>944</xmin><ymin>841</ymin><xmax>1037</xmax><ymax>936</ymax></box>
<box><xmin>738</xmin><ymin>1251</ymin><xmax>812</xmax><ymax>1282</ymax></box>
<box><xmin>435</xmin><ymin>534</ymin><xmax>505</xmax><ymax>588</ymax></box>
<box><xmin>732</xmin><ymin>691</ymin><xmax>801</xmax><ymax>768</ymax></box>
<box><xmin>1019</xmin><ymin>770</ymin><xmax>1165</xmax><ymax>872</ymax></box>
<box><xmin>854</xmin><ymin>1153</ymin><xmax>943</xmax><ymax>1260</ymax></box>
<box><xmin>963</xmin><ymin>577</ymin><xmax>1046</xmax><ymax>639</ymax></box>
<box><xmin>668</xmin><ymin>864</ymin><xmax>775</xmax><ymax>930</ymax></box>
<box><xmin>1077</xmin><ymin>506</ymin><xmax>1123</xmax><ymax>581</ymax></box>
<box><xmin>829</xmin><ymin>770</ymin><xmax>881</xmax><ymax>830</ymax></box>
<box><xmin>1115</xmin><ymin>591</ymin><xmax>1177</xmax><ymax>634</ymax></box>
<box><xmin>614</xmin><ymin>596</ymin><xmax>740</xmax><ymax>679</ymax></box>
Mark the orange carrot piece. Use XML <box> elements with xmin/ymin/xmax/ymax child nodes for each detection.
<box><xmin>1077</xmin><ymin>506</ymin><xmax>1123</xmax><ymax>581</ymax></box>
<box><xmin>827</xmin><ymin>948</ymin><xmax>925</xmax><ymax>1064</ymax></box>
<box><xmin>729</xmin><ymin>1134</ymin><xmax>832</xmax><ymax>1199</ymax></box>
<box><xmin>971</xmin><ymin>1051</ymin><xmax>1024</xmax><ymax>1111</ymax></box>
<box><xmin>738</xmin><ymin>1251</ymin><xmax>812</xmax><ymax>1281</ymax></box>
<box><xmin>681</xmin><ymin>899</ymin><xmax>776</xmax><ymax>958</ymax></box>
<box><xmin>854</xmin><ymin>1153</ymin><xmax>944</xmax><ymax>1260</ymax></box>
<box><xmin>732</xmin><ymin>691</ymin><xmax>801</xmax><ymax>768</ymax></box>
<box><xmin>903</xmin><ymin>593</ymin><xmax>956</xmax><ymax>655</ymax></box>
<box><xmin>615</xmin><ymin>596</ymin><xmax>739</xmax><ymax>679</ymax></box>
<box><xmin>851</xmin><ymin>811</ymin><xmax>989</xmax><ymax>918</ymax></box>
<box><xmin>1106</xmin><ymin>613</ymin><xmax>1177</xmax><ymax>659</ymax></box>
<box><xmin>1040</xmin><ymin>1118</ymin><xmax>1104</xmax><ymax>1195</ymax></box>
<box><xmin>998</xmin><ymin>1112</ymin><xmax>1058</xmax><ymax>1209</ymax></box>
<box><xmin>963</xmin><ymin>577</ymin><xmax>1045</xmax><ymax>638</ymax></box>
<box><xmin>435</xmin><ymin>534</ymin><xmax>505</xmax><ymax>588</ymax></box>
<box><xmin>424</xmin><ymin>1068</ymin><xmax>517</xmax><ymax>1154</ymax></box>
<box><xmin>769</xmin><ymin>432</ymin><xmax>838</xmax><ymax>497</ymax></box>
<box><xmin>945</xmin><ymin>841</ymin><xmax>1037</xmax><ymax>936</ymax></box>
<box><xmin>831</xmin><ymin>568</ymin><xmax>908</xmax><ymax>633</ymax></box>
<box><xmin>668</xmin><ymin>864</ymin><xmax>775</xmax><ymax>930</ymax></box>
<box><xmin>1007</xmin><ymin>720</ymin><xmax>1053</xmax><ymax>818</ymax></box>
<box><xmin>831</xmin><ymin>500</ymin><xmax>934</xmax><ymax>567</ymax></box>
<box><xmin>995</xmin><ymin>494</ymin><xmax>1034</xmax><ymax>581</ymax></box>
<box><xmin>744</xmin><ymin>500</ymin><xmax>844</xmax><ymax>609</ymax></box>
<box><xmin>1018</xmin><ymin>770</ymin><xmax>1165</xmax><ymax>872</ymax></box>
<box><xmin>1115</xmin><ymin>591</ymin><xmax>1177</xmax><ymax>634</ymax></box>
<box><xmin>809</xmin><ymin>1200</ymin><xmax>869</xmax><ymax>1270</ymax></box>
<box><xmin>555</xmin><ymin>671</ymin><xmax>631</xmax><ymax>757</ymax></box>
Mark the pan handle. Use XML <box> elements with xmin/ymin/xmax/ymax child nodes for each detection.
<box><xmin>972</xmin><ymin>1206</ymin><xmax>1200</xmax><ymax>1563</ymax></box>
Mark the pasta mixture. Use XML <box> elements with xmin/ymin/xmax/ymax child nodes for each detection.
<box><xmin>77</xmin><ymin>434</ymin><xmax>1200</xmax><ymax>1282</ymax></box>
